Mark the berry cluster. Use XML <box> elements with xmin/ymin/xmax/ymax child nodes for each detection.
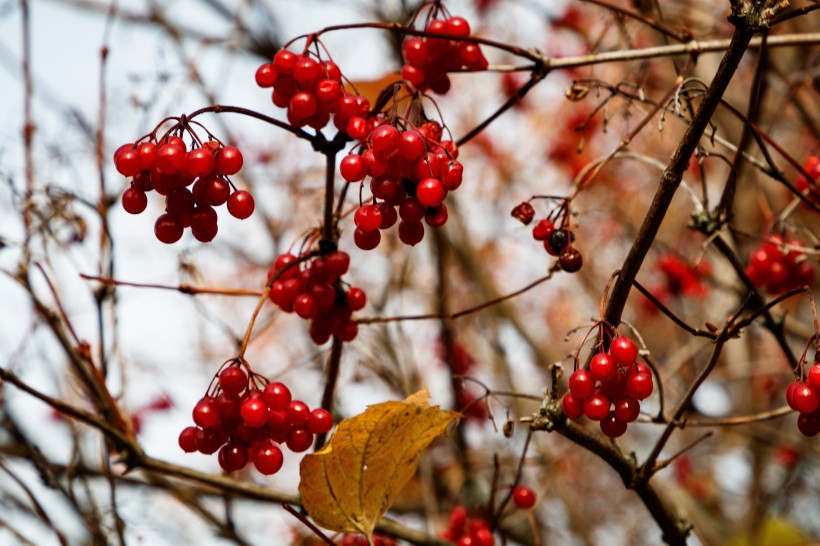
<box><xmin>256</xmin><ymin>48</ymin><xmax>371</xmax><ymax>133</ymax></box>
<box><xmin>561</xmin><ymin>336</ymin><xmax>653</xmax><ymax>438</ymax></box>
<box><xmin>401</xmin><ymin>15</ymin><xmax>488</xmax><ymax>94</ymax></box>
<box><xmin>268</xmin><ymin>251</ymin><xmax>365</xmax><ymax>345</ymax></box>
<box><xmin>745</xmin><ymin>236</ymin><xmax>814</xmax><ymax>294</ymax></box>
<box><xmin>531</xmin><ymin>218</ymin><xmax>583</xmax><ymax>272</ymax></box>
<box><xmin>786</xmin><ymin>358</ymin><xmax>820</xmax><ymax>437</ymax></box>
<box><xmin>178</xmin><ymin>363</ymin><xmax>333</xmax><ymax>474</ymax></box>
<box><xmin>440</xmin><ymin>506</ymin><xmax>495</xmax><ymax>546</ymax></box>
<box><xmin>340</xmin><ymin>119</ymin><xmax>463</xmax><ymax>249</ymax></box>
<box><xmin>795</xmin><ymin>155</ymin><xmax>820</xmax><ymax>210</ymax></box>
<box><xmin>338</xmin><ymin>535</ymin><xmax>395</xmax><ymax>546</ymax></box>
<box><xmin>115</xmin><ymin>137</ymin><xmax>254</xmax><ymax>244</ymax></box>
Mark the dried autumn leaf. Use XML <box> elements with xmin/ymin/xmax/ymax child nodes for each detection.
<box><xmin>298</xmin><ymin>389</ymin><xmax>459</xmax><ymax>538</ymax></box>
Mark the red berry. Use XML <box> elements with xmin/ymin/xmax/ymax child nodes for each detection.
<box><xmin>416</xmin><ymin>177</ymin><xmax>446</xmax><ymax>207</ymax></box>
<box><xmin>797</xmin><ymin>412</ymin><xmax>820</xmax><ymax>437</ymax></box>
<box><xmin>307</xmin><ymin>408</ymin><xmax>334</xmax><ymax>434</ymax></box>
<box><xmin>354</xmin><ymin>205</ymin><xmax>382</xmax><ymax>232</ymax></box>
<box><xmin>115</xmin><ymin>145</ymin><xmax>142</xmax><ymax>177</ymax></box>
<box><xmin>218</xmin><ymin>442</ymin><xmax>249</xmax><ymax>472</ymax></box>
<box><xmin>583</xmin><ymin>393</ymin><xmax>611</xmax><ymax>421</ymax></box>
<box><xmin>377</xmin><ymin>202</ymin><xmax>398</xmax><ymax>229</ymax></box>
<box><xmin>511</xmin><ymin>485</ymin><xmax>536</xmax><ymax>509</ymax></box>
<box><xmin>340</xmin><ymin>155</ymin><xmax>366</xmax><ymax>182</ymax></box>
<box><xmin>627</xmin><ymin>372</ymin><xmax>654</xmax><ymax>400</ymax></box>
<box><xmin>294</xmin><ymin>293</ymin><xmax>317</xmax><ymax>319</ymax></box>
<box><xmin>154</xmin><ymin>213</ymin><xmax>184</xmax><ymax>244</ymax></box>
<box><xmin>289</xmin><ymin>91</ymin><xmax>318</xmax><ymax>119</ymax></box>
<box><xmin>287</xmin><ymin>400</ymin><xmax>311</xmax><ymax>427</ymax></box>
<box><xmin>240</xmin><ymin>397</ymin><xmax>268</xmax><ymax>427</ymax></box>
<box><xmin>425</xmin><ymin>204</ymin><xmax>448</xmax><ymax>228</ymax></box>
<box><xmin>590</xmin><ymin>353</ymin><xmax>617</xmax><ymax>382</ymax></box>
<box><xmin>399</xmin><ymin>130</ymin><xmax>425</xmax><ymax>160</ymax></box>
<box><xmin>788</xmin><ymin>383</ymin><xmax>820</xmax><ymax>414</ymax></box>
<box><xmin>398</xmin><ymin>220</ymin><xmax>424</xmax><ymax>246</ymax></box>
<box><xmin>347</xmin><ymin>287</ymin><xmax>367</xmax><ymax>311</ymax></box>
<box><xmin>286</xmin><ymin>426</ymin><xmax>314</xmax><ymax>452</ymax></box>
<box><xmin>216</xmin><ymin>145</ymin><xmax>243</xmax><ymax>175</ymax></box>
<box><xmin>156</xmin><ymin>142</ymin><xmax>186</xmax><ymax>174</ymax></box>
<box><xmin>137</xmin><ymin>141</ymin><xmax>157</xmax><ymax>170</ymax></box>
<box><xmin>600</xmin><ymin>411</ymin><xmax>628</xmax><ymax>438</ymax></box>
<box><xmin>808</xmin><ymin>364</ymin><xmax>820</xmax><ymax>392</ymax></box>
<box><xmin>227</xmin><ymin>190</ymin><xmax>255</xmax><ymax>219</ymax></box>
<box><xmin>122</xmin><ymin>188</ymin><xmax>148</xmax><ymax>214</ymax></box>
<box><xmin>610</xmin><ymin>336</ymin><xmax>638</xmax><ymax>366</ymax></box>
<box><xmin>370</xmin><ymin>125</ymin><xmax>400</xmax><ymax>159</ymax></box>
<box><xmin>293</xmin><ymin>56</ymin><xmax>321</xmax><ymax>89</ymax></box>
<box><xmin>178</xmin><ymin>426</ymin><xmax>199</xmax><ymax>453</ymax></box>
<box><xmin>354</xmin><ymin>227</ymin><xmax>381</xmax><ymax>250</ymax></box>
<box><xmin>219</xmin><ymin>366</ymin><xmax>247</xmax><ymax>396</ymax></box>
<box><xmin>255</xmin><ymin>63</ymin><xmax>276</xmax><ymax>87</ymax></box>
<box><xmin>561</xmin><ymin>392</ymin><xmax>584</xmax><ymax>420</ymax></box>
<box><xmin>184</xmin><ymin>147</ymin><xmax>215</xmax><ymax>178</ymax></box>
<box><xmin>254</xmin><ymin>444</ymin><xmax>284</xmax><ymax>474</ymax></box>
<box><xmin>614</xmin><ymin>397</ymin><xmax>641</xmax><ymax>422</ymax></box>
<box><xmin>192</xmin><ymin>397</ymin><xmax>220</xmax><ymax>428</ymax></box>
<box><xmin>568</xmin><ymin>369</ymin><xmax>595</xmax><ymax>399</ymax></box>
<box><xmin>262</xmin><ymin>382</ymin><xmax>292</xmax><ymax>411</ymax></box>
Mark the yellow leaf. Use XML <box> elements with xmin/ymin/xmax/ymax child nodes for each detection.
<box><xmin>298</xmin><ymin>389</ymin><xmax>459</xmax><ymax>538</ymax></box>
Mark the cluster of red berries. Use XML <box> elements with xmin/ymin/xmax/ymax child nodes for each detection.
<box><xmin>531</xmin><ymin>218</ymin><xmax>583</xmax><ymax>273</ymax></box>
<box><xmin>795</xmin><ymin>155</ymin><xmax>819</xmax><ymax>210</ymax></box>
<box><xmin>561</xmin><ymin>336</ymin><xmax>654</xmax><ymax>438</ymax></box>
<box><xmin>786</xmin><ymin>358</ymin><xmax>820</xmax><ymax>437</ymax></box>
<box><xmin>340</xmin><ymin>119</ymin><xmax>463</xmax><ymax>249</ymax></box>
<box><xmin>338</xmin><ymin>534</ymin><xmax>395</xmax><ymax>546</ymax></box>
<box><xmin>255</xmin><ymin>49</ymin><xmax>371</xmax><ymax>133</ymax></box>
<box><xmin>178</xmin><ymin>363</ymin><xmax>333</xmax><ymax>474</ymax></box>
<box><xmin>267</xmin><ymin>250</ymin><xmax>365</xmax><ymax>345</ymax></box>
<box><xmin>745</xmin><ymin>236</ymin><xmax>814</xmax><ymax>294</ymax></box>
<box><xmin>114</xmin><ymin>137</ymin><xmax>254</xmax><ymax>244</ymax></box>
<box><xmin>401</xmin><ymin>15</ymin><xmax>488</xmax><ymax>94</ymax></box>
<box><xmin>440</xmin><ymin>506</ymin><xmax>494</xmax><ymax>546</ymax></box>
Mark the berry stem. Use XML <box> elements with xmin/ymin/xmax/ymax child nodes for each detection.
<box><xmin>314</xmin><ymin>336</ymin><xmax>343</xmax><ymax>450</ymax></box>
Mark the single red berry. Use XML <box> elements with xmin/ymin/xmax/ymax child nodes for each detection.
<box><xmin>590</xmin><ymin>353</ymin><xmax>617</xmax><ymax>382</ymax></box>
<box><xmin>347</xmin><ymin>287</ymin><xmax>367</xmax><ymax>311</ymax></box>
<box><xmin>286</xmin><ymin>426</ymin><xmax>314</xmax><ymax>452</ymax></box>
<box><xmin>610</xmin><ymin>336</ymin><xmax>638</xmax><ymax>366</ymax></box>
<box><xmin>472</xmin><ymin>528</ymin><xmax>494</xmax><ymax>546</ymax></box>
<box><xmin>122</xmin><ymin>188</ymin><xmax>148</xmax><ymax>215</ymax></box>
<box><xmin>398</xmin><ymin>220</ymin><xmax>425</xmax><ymax>246</ymax></box>
<box><xmin>294</xmin><ymin>293</ymin><xmax>317</xmax><ymax>319</ymax></box>
<box><xmin>354</xmin><ymin>227</ymin><xmax>381</xmax><ymax>250</ymax></box>
<box><xmin>184</xmin><ymin>147</ymin><xmax>215</xmax><ymax>178</ymax></box>
<box><xmin>797</xmin><ymin>412</ymin><xmax>820</xmax><ymax>437</ymax></box>
<box><xmin>307</xmin><ymin>408</ymin><xmax>334</xmax><ymax>434</ymax></box>
<box><xmin>289</xmin><ymin>91</ymin><xmax>318</xmax><ymax>120</ymax></box>
<box><xmin>219</xmin><ymin>366</ymin><xmax>247</xmax><ymax>396</ymax></box>
<box><xmin>262</xmin><ymin>382</ymin><xmax>292</xmax><ymax>411</ymax></box>
<box><xmin>255</xmin><ymin>63</ymin><xmax>276</xmax><ymax>87</ymax></box>
<box><xmin>532</xmin><ymin>220</ymin><xmax>555</xmax><ymax>241</ymax></box>
<box><xmin>316</xmin><ymin>79</ymin><xmax>342</xmax><ymax>104</ymax></box>
<box><xmin>561</xmin><ymin>392</ymin><xmax>584</xmax><ymax>420</ymax></box>
<box><xmin>370</xmin><ymin>125</ymin><xmax>400</xmax><ymax>159</ymax></box>
<box><xmin>600</xmin><ymin>411</ymin><xmax>628</xmax><ymax>438</ymax></box>
<box><xmin>354</xmin><ymin>204</ymin><xmax>383</xmax><ymax>232</ymax></box>
<box><xmin>512</xmin><ymin>485</ymin><xmax>536</xmax><ymax>509</ymax></box>
<box><xmin>114</xmin><ymin>145</ymin><xmax>142</xmax><ymax>177</ymax></box>
<box><xmin>227</xmin><ymin>190</ymin><xmax>255</xmax><ymax>219</ymax></box>
<box><xmin>195</xmin><ymin>427</ymin><xmax>226</xmax><ymax>454</ymax></box>
<box><xmin>192</xmin><ymin>397</ymin><xmax>220</xmax><ymax>428</ymax></box>
<box><xmin>216</xmin><ymin>392</ymin><xmax>241</xmax><ymax>420</ymax></box>
<box><xmin>273</xmin><ymin>49</ymin><xmax>297</xmax><ymax>74</ymax></box>
<box><xmin>399</xmin><ymin>129</ymin><xmax>426</xmax><ymax>160</ymax></box>
<box><xmin>807</xmin><ymin>364</ymin><xmax>820</xmax><ymax>392</ymax></box>
<box><xmin>559</xmin><ymin>248</ymin><xmax>583</xmax><ymax>272</ymax></box>
<box><xmin>156</xmin><ymin>142</ymin><xmax>186</xmax><ymax>174</ymax></box>
<box><xmin>240</xmin><ymin>397</ymin><xmax>268</xmax><ymax>427</ymax></box>
<box><xmin>416</xmin><ymin>177</ymin><xmax>446</xmax><ymax>207</ymax></box>
<box><xmin>154</xmin><ymin>213</ymin><xmax>184</xmax><ymax>244</ymax></box>
<box><xmin>425</xmin><ymin>204</ymin><xmax>448</xmax><ymax>228</ymax></box>
<box><xmin>614</xmin><ymin>397</ymin><xmax>641</xmax><ymax>422</ymax></box>
<box><xmin>340</xmin><ymin>154</ymin><xmax>367</xmax><ymax>182</ymax></box>
<box><xmin>137</xmin><ymin>141</ymin><xmax>157</xmax><ymax>170</ymax></box>
<box><xmin>583</xmin><ymin>393</ymin><xmax>611</xmax><ymax>421</ymax></box>
<box><xmin>788</xmin><ymin>383</ymin><xmax>820</xmax><ymax>414</ymax></box>
<box><xmin>377</xmin><ymin>202</ymin><xmax>398</xmax><ymax>229</ymax></box>
<box><xmin>178</xmin><ymin>426</ymin><xmax>199</xmax><ymax>453</ymax></box>
<box><xmin>287</xmin><ymin>400</ymin><xmax>311</xmax><ymax>427</ymax></box>
<box><xmin>627</xmin><ymin>372</ymin><xmax>654</xmax><ymax>400</ymax></box>
<box><xmin>568</xmin><ymin>369</ymin><xmax>595</xmax><ymax>399</ymax></box>
<box><xmin>218</xmin><ymin>442</ymin><xmax>249</xmax><ymax>472</ymax></box>
<box><xmin>254</xmin><ymin>444</ymin><xmax>284</xmax><ymax>474</ymax></box>
<box><xmin>293</xmin><ymin>56</ymin><xmax>321</xmax><ymax>89</ymax></box>
<box><xmin>216</xmin><ymin>145</ymin><xmax>243</xmax><ymax>175</ymax></box>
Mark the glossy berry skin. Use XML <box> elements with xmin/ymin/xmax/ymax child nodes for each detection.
<box><xmin>286</xmin><ymin>427</ymin><xmax>314</xmax><ymax>452</ymax></box>
<box><xmin>788</xmin><ymin>383</ymin><xmax>820</xmax><ymax>414</ymax></box>
<box><xmin>122</xmin><ymin>188</ymin><xmax>148</xmax><ymax>214</ymax></box>
<box><xmin>590</xmin><ymin>353</ymin><xmax>617</xmax><ymax>382</ymax></box>
<box><xmin>808</xmin><ymin>364</ymin><xmax>820</xmax><ymax>392</ymax></box>
<box><xmin>192</xmin><ymin>397</ymin><xmax>220</xmax><ymax>428</ymax></box>
<box><xmin>287</xmin><ymin>400</ymin><xmax>311</xmax><ymax>427</ymax></box>
<box><xmin>583</xmin><ymin>394</ymin><xmax>611</xmax><ymax>421</ymax></box>
<box><xmin>219</xmin><ymin>367</ymin><xmax>247</xmax><ymax>396</ymax></box>
<box><xmin>610</xmin><ymin>336</ymin><xmax>638</xmax><ymax>366</ymax></box>
<box><xmin>614</xmin><ymin>397</ymin><xmax>641</xmax><ymax>422</ymax></box>
<box><xmin>797</xmin><ymin>412</ymin><xmax>820</xmax><ymax>437</ymax></box>
<box><xmin>154</xmin><ymin>213</ymin><xmax>184</xmax><ymax>244</ymax></box>
<box><xmin>568</xmin><ymin>369</ymin><xmax>595</xmax><ymax>399</ymax></box>
<box><xmin>254</xmin><ymin>444</ymin><xmax>284</xmax><ymax>474</ymax></box>
<box><xmin>354</xmin><ymin>227</ymin><xmax>381</xmax><ymax>250</ymax></box>
<box><xmin>340</xmin><ymin>155</ymin><xmax>366</xmax><ymax>182</ymax></box>
<box><xmin>532</xmin><ymin>219</ymin><xmax>554</xmax><ymax>241</ymax></box>
<box><xmin>398</xmin><ymin>220</ymin><xmax>424</xmax><ymax>246</ymax></box>
<box><xmin>227</xmin><ymin>190</ymin><xmax>255</xmax><ymax>219</ymax></box>
<box><xmin>178</xmin><ymin>426</ymin><xmax>199</xmax><ymax>452</ymax></box>
<box><xmin>240</xmin><ymin>397</ymin><xmax>268</xmax><ymax>427</ymax></box>
<box><xmin>416</xmin><ymin>177</ymin><xmax>447</xmax><ymax>207</ymax></box>
<box><xmin>561</xmin><ymin>392</ymin><xmax>584</xmax><ymax>420</ymax></box>
<box><xmin>512</xmin><ymin>485</ymin><xmax>536</xmax><ymax>509</ymax></box>
<box><xmin>218</xmin><ymin>442</ymin><xmax>248</xmax><ymax>472</ymax></box>
<box><xmin>216</xmin><ymin>146</ymin><xmax>243</xmax><ymax>175</ymax></box>
<box><xmin>262</xmin><ymin>382</ymin><xmax>291</xmax><ymax>411</ymax></box>
<box><xmin>307</xmin><ymin>408</ymin><xmax>334</xmax><ymax>434</ymax></box>
<box><xmin>600</xmin><ymin>411</ymin><xmax>628</xmax><ymax>438</ymax></box>
<box><xmin>627</xmin><ymin>372</ymin><xmax>654</xmax><ymax>400</ymax></box>
<box><xmin>559</xmin><ymin>248</ymin><xmax>583</xmax><ymax>272</ymax></box>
